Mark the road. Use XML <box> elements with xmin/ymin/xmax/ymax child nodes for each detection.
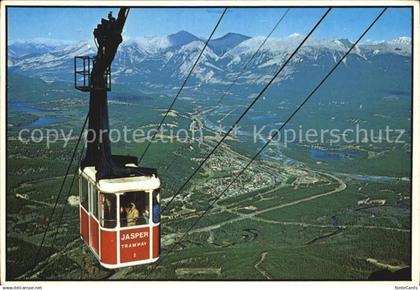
<box><xmin>186</xmin><ymin>172</ymin><xmax>346</xmax><ymax>235</ymax></box>
<box><xmin>172</xmin><ymin>172</ymin><xmax>408</xmax><ymax>236</ymax></box>
<box><xmin>254</xmin><ymin>252</ymin><xmax>271</xmax><ymax>280</ymax></box>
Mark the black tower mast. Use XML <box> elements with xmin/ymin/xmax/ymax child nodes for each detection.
<box><xmin>75</xmin><ymin>8</ymin><xmax>156</xmax><ymax>180</ymax></box>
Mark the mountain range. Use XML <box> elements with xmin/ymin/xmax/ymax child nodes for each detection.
<box><xmin>7</xmin><ymin>31</ymin><xmax>412</xmax><ymax>96</ymax></box>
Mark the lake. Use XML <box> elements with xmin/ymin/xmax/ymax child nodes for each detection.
<box><xmin>9</xmin><ymin>101</ymin><xmax>65</xmax><ymax>127</ymax></box>
<box><xmin>8</xmin><ymin>101</ymin><xmax>45</xmax><ymax>114</ymax></box>
<box><xmin>29</xmin><ymin>117</ymin><xmax>65</xmax><ymax>127</ymax></box>
<box><xmin>309</xmin><ymin>148</ymin><xmax>358</xmax><ymax>161</ymax></box>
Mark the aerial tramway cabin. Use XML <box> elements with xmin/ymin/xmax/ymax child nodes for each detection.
<box><xmin>74</xmin><ymin>8</ymin><xmax>162</xmax><ymax>268</ymax></box>
<box><xmin>78</xmin><ymin>163</ymin><xmax>161</xmax><ymax>268</ymax></box>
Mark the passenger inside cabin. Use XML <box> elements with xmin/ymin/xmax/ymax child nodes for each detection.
<box><xmin>142</xmin><ymin>208</ymin><xmax>149</xmax><ymax>224</ymax></box>
<box><xmin>103</xmin><ymin>195</ymin><xmax>116</xmax><ymax>228</ymax></box>
<box><xmin>124</xmin><ymin>202</ymin><xmax>139</xmax><ymax>227</ymax></box>
<box><xmin>153</xmin><ymin>192</ymin><xmax>160</xmax><ymax>223</ymax></box>
<box><xmin>120</xmin><ymin>191</ymin><xmax>149</xmax><ymax>227</ymax></box>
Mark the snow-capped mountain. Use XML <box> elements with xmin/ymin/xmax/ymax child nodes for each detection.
<box><xmin>168</xmin><ymin>30</ymin><xmax>200</xmax><ymax>47</ymax></box>
<box><xmin>360</xmin><ymin>36</ymin><xmax>412</xmax><ymax>56</ymax></box>
<box><xmin>8</xmin><ymin>38</ymin><xmax>76</xmax><ymax>58</ymax></box>
<box><xmin>7</xmin><ymin>32</ymin><xmax>412</xmax><ymax>93</ymax></box>
<box><xmin>209</xmin><ymin>32</ymin><xmax>250</xmax><ymax>56</ymax></box>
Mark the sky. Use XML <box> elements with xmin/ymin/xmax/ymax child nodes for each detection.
<box><xmin>7</xmin><ymin>7</ymin><xmax>412</xmax><ymax>43</ymax></box>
